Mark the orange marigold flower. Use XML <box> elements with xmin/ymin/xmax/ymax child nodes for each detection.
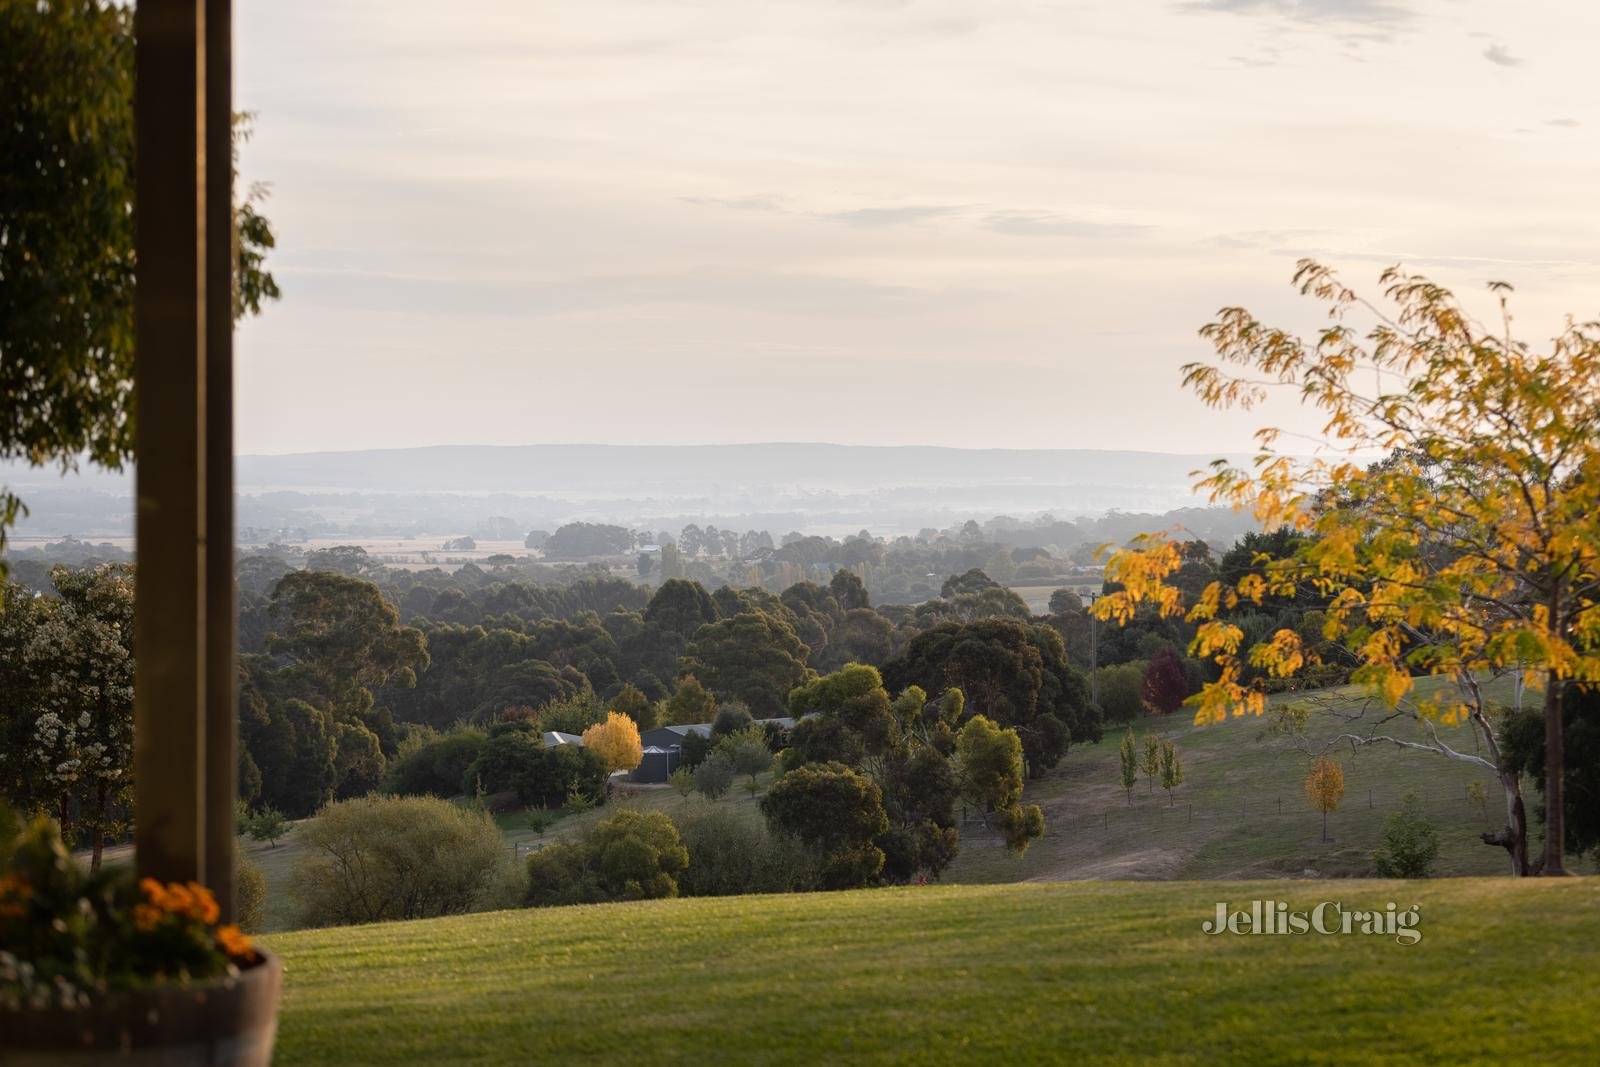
<box><xmin>187</xmin><ymin>882</ymin><xmax>221</xmax><ymax>925</ymax></box>
<box><xmin>132</xmin><ymin>902</ymin><xmax>164</xmax><ymax>932</ymax></box>
<box><xmin>163</xmin><ymin>882</ymin><xmax>195</xmax><ymax>917</ymax></box>
<box><xmin>215</xmin><ymin>924</ymin><xmax>256</xmax><ymax>961</ymax></box>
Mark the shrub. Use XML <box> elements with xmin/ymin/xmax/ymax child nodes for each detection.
<box><xmin>667</xmin><ymin>675</ymin><xmax>717</xmax><ymax>726</ymax></box>
<box><xmin>524</xmin><ymin>809</ymin><xmax>688</xmax><ymax>907</ymax></box>
<box><xmin>694</xmin><ymin>753</ymin><xmax>736</xmax><ymax>800</ymax></box>
<box><xmin>386</xmin><ymin>727</ymin><xmax>485</xmax><ymax>799</ymax></box>
<box><xmin>676</xmin><ymin>805</ymin><xmax>817</xmax><ymax>897</ymax></box>
<box><xmin>240</xmin><ymin>804</ymin><xmax>291</xmax><ymax>848</ymax></box>
<box><xmin>540</xmin><ymin>745</ymin><xmax>608</xmax><ymax>809</ymax></box>
<box><xmin>712</xmin><ymin>701</ymin><xmax>755</xmax><ymax>738</ymax></box>
<box><xmin>761</xmin><ymin>762</ymin><xmax>887</xmax><ymax>889</ymax></box>
<box><xmin>1096</xmin><ymin>661</ymin><xmax>1148</xmax><ymax>723</ymax></box>
<box><xmin>538</xmin><ymin>694</ymin><xmax>606</xmax><ymax>736</ymax></box>
<box><xmin>461</xmin><ymin>722</ymin><xmax>543</xmax><ymax>801</ymax></box>
<box><xmin>679</xmin><ymin>730</ymin><xmax>715</xmax><ymax>770</ymax></box>
<box><xmin>290</xmin><ymin>796</ymin><xmax>515</xmax><ymax>927</ymax></box>
<box><xmin>718</xmin><ymin>726</ymin><xmax>774</xmax><ymax>784</ymax></box>
<box><xmin>523</xmin><ymin>843</ymin><xmax>601</xmax><ymax>908</ymax></box>
<box><xmin>1141</xmin><ymin>647</ymin><xmax>1190</xmax><ymax>715</ymax></box>
<box><xmin>612</xmin><ymin>683</ymin><xmax>658</xmax><ymax>729</ymax></box>
<box><xmin>1373</xmin><ymin>794</ymin><xmax>1440</xmax><ymax>878</ymax></box>
<box><xmin>235</xmin><ymin>851</ymin><xmax>268</xmax><ymax>934</ymax></box>
<box><xmin>462</xmin><ymin>723</ymin><xmax>607</xmax><ymax>808</ymax></box>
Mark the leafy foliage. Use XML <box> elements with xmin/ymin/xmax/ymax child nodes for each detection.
<box><xmin>681</xmin><ymin>611</ymin><xmax>813</xmax><ymax>716</ymax></box>
<box><xmin>0</xmin><ymin>2</ymin><xmax>278</xmax><ymax>568</ymax></box>
<box><xmin>1</xmin><ymin>806</ymin><xmax>257</xmax><ymax>1009</ymax></box>
<box><xmin>1096</xmin><ymin>261</ymin><xmax>1600</xmax><ymax>874</ymax></box>
<box><xmin>1141</xmin><ymin>647</ymin><xmax>1190</xmax><ymax>715</ymax></box>
<box><xmin>524</xmin><ymin>809</ymin><xmax>687</xmax><ymax>907</ymax></box>
<box><xmin>675</xmin><ymin>806</ymin><xmax>817</xmax><ymax>897</ymax></box>
<box><xmin>1158</xmin><ymin>738</ymin><xmax>1184</xmax><ymax>804</ymax></box>
<box><xmin>955</xmin><ymin>716</ymin><xmax>1043</xmax><ymax>855</ymax></box>
<box><xmin>884</xmin><ymin>617</ymin><xmax>1098</xmax><ymax>775</ymax></box>
<box><xmin>1118</xmin><ymin>728</ymin><xmax>1139</xmax><ymax>803</ymax></box>
<box><xmin>240</xmin><ymin>805</ymin><xmax>291</xmax><ymax>848</ymax></box>
<box><xmin>581</xmin><ymin>711</ymin><xmax>644</xmax><ymax>774</ymax></box>
<box><xmin>384</xmin><ymin>728</ymin><xmax>486</xmax><ymax>799</ymax></box>
<box><xmin>761</xmin><ymin>762</ymin><xmax>888</xmax><ymax>889</ymax></box>
<box><xmin>1372</xmin><ymin>793</ymin><xmax>1440</xmax><ymax>878</ymax></box>
<box><xmin>0</xmin><ymin>564</ymin><xmax>134</xmax><ymax>865</ymax></box>
<box><xmin>462</xmin><ymin>722</ymin><xmax>607</xmax><ymax>808</ymax></box>
<box><xmin>1305</xmin><ymin>756</ymin><xmax>1345</xmax><ymax>842</ymax></box>
<box><xmin>289</xmin><ymin>796</ymin><xmax>516</xmax><ymax>927</ymax></box>
<box><xmin>693</xmin><ymin>753</ymin><xmax>735</xmax><ymax>801</ymax></box>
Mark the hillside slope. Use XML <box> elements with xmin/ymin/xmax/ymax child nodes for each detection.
<box><xmin>264</xmin><ymin>879</ymin><xmax>1598</xmax><ymax>1065</ymax></box>
<box><xmin>946</xmin><ymin>679</ymin><xmax>1549</xmax><ymax>884</ymax></box>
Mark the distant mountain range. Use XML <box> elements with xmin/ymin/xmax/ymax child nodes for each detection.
<box><xmin>3</xmin><ymin>444</ymin><xmax>1254</xmax><ymax>540</ymax></box>
<box><xmin>223</xmin><ymin>443</ymin><xmax>1246</xmax><ymax>495</ymax></box>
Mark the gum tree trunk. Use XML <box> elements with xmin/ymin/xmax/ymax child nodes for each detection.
<box><xmin>1543</xmin><ymin>678</ymin><xmax>1567</xmax><ymax>875</ymax></box>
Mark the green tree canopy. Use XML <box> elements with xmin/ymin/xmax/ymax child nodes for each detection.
<box><xmin>0</xmin><ymin>1</ymin><xmax>279</xmax><ymax>568</ymax></box>
<box><xmin>680</xmin><ymin>611</ymin><xmax>813</xmax><ymax>717</ymax></box>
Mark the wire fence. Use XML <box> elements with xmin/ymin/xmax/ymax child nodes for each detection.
<box><xmin>1028</xmin><ymin>778</ymin><xmax>1513</xmax><ymax>844</ymax></box>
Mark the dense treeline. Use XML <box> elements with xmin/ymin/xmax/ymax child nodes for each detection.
<box><xmin>0</xmin><ymin>518</ymin><xmax>1345</xmax><ymax>850</ymax></box>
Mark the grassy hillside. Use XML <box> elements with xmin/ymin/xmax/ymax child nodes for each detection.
<box><xmin>264</xmin><ymin>879</ymin><xmax>1599</xmax><ymax>1065</ymax></box>
<box><xmin>243</xmin><ymin>677</ymin><xmax>1586</xmax><ymax>931</ymax></box>
<box><xmin>945</xmin><ymin>677</ymin><xmax>1565</xmax><ymax>884</ymax></box>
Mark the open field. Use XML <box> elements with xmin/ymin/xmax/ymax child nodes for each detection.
<box><xmin>1008</xmin><ymin>580</ymin><xmax>1098</xmax><ymax>613</ymax></box>
<box><xmin>945</xmin><ymin>675</ymin><xmax>1562</xmax><ymax>884</ymax></box>
<box><xmin>263</xmin><ymin>878</ymin><xmax>1600</xmax><ymax>1065</ymax></box>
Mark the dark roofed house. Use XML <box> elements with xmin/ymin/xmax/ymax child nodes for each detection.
<box><xmin>638</xmin><ymin>723</ymin><xmax>713</xmax><ymax>751</ymax></box>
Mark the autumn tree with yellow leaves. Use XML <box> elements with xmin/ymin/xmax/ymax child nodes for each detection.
<box><xmin>582</xmin><ymin>711</ymin><xmax>644</xmax><ymax>775</ymax></box>
<box><xmin>1095</xmin><ymin>261</ymin><xmax>1600</xmax><ymax>875</ymax></box>
<box><xmin>1304</xmin><ymin>756</ymin><xmax>1345</xmax><ymax>843</ymax></box>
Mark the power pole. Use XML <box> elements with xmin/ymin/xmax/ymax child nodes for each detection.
<box><xmin>1087</xmin><ymin>589</ymin><xmax>1100</xmax><ymax>706</ymax></box>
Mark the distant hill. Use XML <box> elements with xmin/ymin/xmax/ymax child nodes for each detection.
<box><xmin>225</xmin><ymin>443</ymin><xmax>1247</xmax><ymax>495</ymax></box>
<box><xmin>2</xmin><ymin>444</ymin><xmax>1256</xmax><ymax>540</ymax></box>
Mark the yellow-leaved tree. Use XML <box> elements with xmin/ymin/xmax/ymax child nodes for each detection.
<box><xmin>1304</xmin><ymin>756</ymin><xmax>1345</xmax><ymax>843</ymax></box>
<box><xmin>582</xmin><ymin>711</ymin><xmax>644</xmax><ymax>775</ymax></box>
<box><xmin>1095</xmin><ymin>261</ymin><xmax>1600</xmax><ymax>875</ymax></box>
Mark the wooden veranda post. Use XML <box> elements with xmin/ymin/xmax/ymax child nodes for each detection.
<box><xmin>133</xmin><ymin>0</ymin><xmax>237</xmax><ymax>917</ymax></box>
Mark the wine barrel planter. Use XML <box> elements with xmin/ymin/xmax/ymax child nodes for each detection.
<box><xmin>0</xmin><ymin>950</ymin><xmax>282</xmax><ymax>1066</ymax></box>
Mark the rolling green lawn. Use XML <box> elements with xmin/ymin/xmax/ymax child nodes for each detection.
<box><xmin>264</xmin><ymin>878</ymin><xmax>1600</xmax><ymax>1066</ymax></box>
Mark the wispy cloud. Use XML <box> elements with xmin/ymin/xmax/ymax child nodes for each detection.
<box><xmin>1207</xmin><ymin>228</ymin><xmax>1326</xmax><ymax>250</ymax></box>
<box><xmin>985</xmin><ymin>211</ymin><xmax>1144</xmax><ymax>238</ymax></box>
<box><xmin>681</xmin><ymin>195</ymin><xmax>787</xmax><ymax>212</ymax></box>
<box><xmin>821</xmin><ymin>206</ymin><xmax>962</xmax><ymax>228</ymax></box>
<box><xmin>1180</xmin><ymin>0</ymin><xmax>1414</xmax><ymax>25</ymax></box>
<box><xmin>1546</xmin><ymin>117</ymin><xmax>1581</xmax><ymax>128</ymax></box>
<box><xmin>1482</xmin><ymin>44</ymin><xmax>1524</xmax><ymax>67</ymax></box>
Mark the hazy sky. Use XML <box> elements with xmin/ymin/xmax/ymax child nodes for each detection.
<box><xmin>234</xmin><ymin>1</ymin><xmax>1600</xmax><ymax>456</ymax></box>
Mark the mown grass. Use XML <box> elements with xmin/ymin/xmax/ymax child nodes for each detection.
<box><xmin>264</xmin><ymin>878</ymin><xmax>1599</xmax><ymax>1066</ymax></box>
